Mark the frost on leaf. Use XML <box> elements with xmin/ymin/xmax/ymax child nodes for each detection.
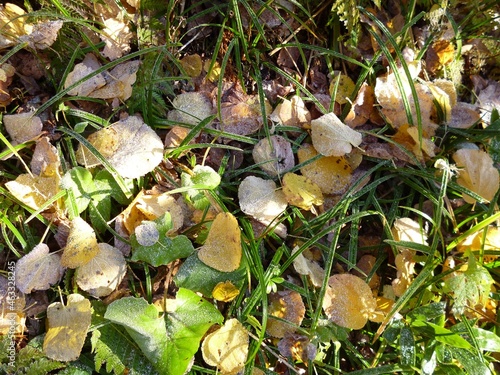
<box><xmin>3</xmin><ymin>111</ymin><xmax>43</xmax><ymax>145</ymax></box>
<box><xmin>61</xmin><ymin>217</ymin><xmax>100</xmax><ymax>269</ymax></box>
<box><xmin>311</xmin><ymin>112</ymin><xmax>362</xmax><ymax>157</ymax></box>
<box><xmin>201</xmin><ymin>318</ymin><xmax>249</xmax><ymax>375</ymax></box>
<box><xmin>282</xmin><ymin>172</ymin><xmax>324</xmax><ymax>211</ymax></box>
<box><xmin>76</xmin><ymin>115</ymin><xmax>163</xmax><ymax>179</ymax></box>
<box><xmin>5</xmin><ymin>172</ymin><xmax>60</xmax><ymax>211</ymax></box>
<box><xmin>252</xmin><ymin>135</ymin><xmax>294</xmax><ymax>177</ymax></box>
<box><xmin>297</xmin><ymin>143</ymin><xmax>353</xmax><ymax>195</ymax></box>
<box><xmin>220</xmin><ymin>94</ymin><xmax>270</xmax><ymax>136</ymax></box>
<box><xmin>75</xmin><ymin>243</ymin><xmax>126</xmax><ymax>297</ymax></box>
<box><xmin>15</xmin><ymin>243</ymin><xmax>64</xmax><ymax>294</ymax></box>
<box><xmin>322</xmin><ymin>274</ymin><xmax>377</xmax><ymax>330</ymax></box>
<box><xmin>64</xmin><ymin>54</ymin><xmax>106</xmax><ymax>96</ymax></box>
<box><xmin>198</xmin><ymin>212</ymin><xmax>242</xmax><ymax>272</ymax></box>
<box><xmin>266</xmin><ymin>290</ymin><xmax>305</xmax><ymax>338</ymax></box>
<box><xmin>43</xmin><ymin>294</ymin><xmax>92</xmax><ymax>362</ymax></box>
<box><xmin>168</xmin><ymin>92</ymin><xmax>213</xmax><ymax>126</ymax></box>
<box><xmin>120</xmin><ymin>190</ymin><xmax>184</xmax><ymax>235</ymax></box>
<box><xmin>89</xmin><ymin>60</ymin><xmax>140</xmax><ymax>102</ymax></box>
<box><xmin>452</xmin><ymin>148</ymin><xmax>500</xmax><ymax>204</ymax></box>
<box><xmin>238</xmin><ymin>175</ymin><xmax>288</xmax><ymax>226</ymax></box>
<box><xmin>269</xmin><ymin>95</ymin><xmax>311</xmax><ymax>129</ymax></box>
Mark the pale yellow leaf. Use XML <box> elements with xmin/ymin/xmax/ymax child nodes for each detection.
<box><xmin>282</xmin><ymin>172</ymin><xmax>324</xmax><ymax>211</ymax></box>
<box><xmin>311</xmin><ymin>112</ymin><xmax>362</xmax><ymax>157</ymax></box>
<box><xmin>61</xmin><ymin>217</ymin><xmax>100</xmax><ymax>268</ymax></box>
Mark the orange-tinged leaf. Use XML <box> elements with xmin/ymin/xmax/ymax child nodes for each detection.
<box><xmin>43</xmin><ymin>293</ymin><xmax>91</xmax><ymax>362</ymax></box>
<box><xmin>198</xmin><ymin>212</ymin><xmax>242</xmax><ymax>272</ymax></box>
<box><xmin>201</xmin><ymin>318</ymin><xmax>249</xmax><ymax>374</ymax></box>
<box><xmin>61</xmin><ymin>217</ymin><xmax>100</xmax><ymax>268</ymax></box>
<box><xmin>282</xmin><ymin>172</ymin><xmax>324</xmax><ymax>210</ymax></box>
<box><xmin>269</xmin><ymin>95</ymin><xmax>311</xmax><ymax>128</ymax></box>
<box><xmin>298</xmin><ymin>144</ymin><xmax>352</xmax><ymax>195</ymax></box>
<box><xmin>452</xmin><ymin>148</ymin><xmax>500</xmax><ymax>203</ymax></box>
<box><xmin>212</xmin><ymin>281</ymin><xmax>240</xmax><ymax>302</ymax></box>
<box><xmin>322</xmin><ymin>274</ymin><xmax>377</xmax><ymax>330</ymax></box>
<box><xmin>392</xmin><ymin>249</ymin><xmax>416</xmax><ymax>297</ymax></box>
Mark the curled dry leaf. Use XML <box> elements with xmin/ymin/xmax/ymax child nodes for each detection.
<box><xmin>75</xmin><ymin>243</ymin><xmax>126</xmax><ymax>297</ymax></box>
<box><xmin>15</xmin><ymin>244</ymin><xmax>64</xmax><ymax>294</ymax></box>
<box><xmin>120</xmin><ymin>190</ymin><xmax>184</xmax><ymax>235</ymax></box>
<box><xmin>76</xmin><ymin>115</ymin><xmax>163</xmax><ymax>179</ymax></box>
<box><xmin>267</xmin><ymin>290</ymin><xmax>305</xmax><ymax>338</ymax></box>
<box><xmin>43</xmin><ymin>293</ymin><xmax>92</xmax><ymax>362</ymax></box>
<box><xmin>252</xmin><ymin>135</ymin><xmax>294</xmax><ymax>177</ymax></box>
<box><xmin>322</xmin><ymin>274</ymin><xmax>377</xmax><ymax>330</ymax></box>
<box><xmin>168</xmin><ymin>92</ymin><xmax>213</xmax><ymax>125</ymax></box>
<box><xmin>311</xmin><ymin>112</ymin><xmax>362</xmax><ymax>157</ymax></box>
<box><xmin>61</xmin><ymin>217</ymin><xmax>100</xmax><ymax>269</ymax></box>
<box><xmin>392</xmin><ymin>249</ymin><xmax>416</xmax><ymax>297</ymax></box>
<box><xmin>292</xmin><ymin>246</ymin><xmax>325</xmax><ymax>287</ymax></box>
<box><xmin>238</xmin><ymin>175</ymin><xmax>288</xmax><ymax>224</ymax></box>
<box><xmin>3</xmin><ymin>111</ymin><xmax>43</xmax><ymax>145</ymax></box>
<box><xmin>297</xmin><ymin>143</ymin><xmax>352</xmax><ymax>195</ymax></box>
<box><xmin>452</xmin><ymin>148</ymin><xmax>500</xmax><ymax>203</ymax></box>
<box><xmin>269</xmin><ymin>95</ymin><xmax>311</xmax><ymax>129</ymax></box>
<box><xmin>282</xmin><ymin>172</ymin><xmax>324</xmax><ymax>211</ymax></box>
<box><xmin>198</xmin><ymin>212</ymin><xmax>242</xmax><ymax>272</ymax></box>
<box><xmin>201</xmin><ymin>318</ymin><xmax>249</xmax><ymax>375</ymax></box>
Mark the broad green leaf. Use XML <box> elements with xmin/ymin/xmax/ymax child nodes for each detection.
<box><xmin>452</xmin><ymin>323</ymin><xmax>500</xmax><ymax>352</ymax></box>
<box><xmin>61</xmin><ymin>167</ymin><xmax>96</xmax><ymax>214</ymax></box>
<box><xmin>450</xmin><ymin>347</ymin><xmax>491</xmax><ymax>375</ymax></box>
<box><xmin>104</xmin><ymin>289</ymin><xmax>223</xmax><ymax>375</ymax></box>
<box><xmin>411</xmin><ymin>320</ymin><xmax>472</xmax><ymax>349</ymax></box>
<box><xmin>408</xmin><ymin>302</ymin><xmax>446</xmax><ymax>324</ymax></box>
<box><xmin>180</xmin><ymin>165</ymin><xmax>221</xmax><ymax>210</ymax></box>
<box><xmin>174</xmin><ymin>253</ymin><xmax>246</xmax><ymax>297</ymax></box>
<box><xmin>131</xmin><ymin>214</ymin><xmax>195</xmax><ymax>266</ymax></box>
<box><xmin>400</xmin><ymin>326</ymin><xmax>416</xmax><ymax>366</ymax></box>
<box><xmin>93</xmin><ymin>169</ymin><xmax>132</xmax><ymax>205</ymax></box>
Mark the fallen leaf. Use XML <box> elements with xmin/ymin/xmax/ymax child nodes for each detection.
<box><xmin>134</xmin><ymin>221</ymin><xmax>160</xmax><ymax>246</ymax></box>
<box><xmin>30</xmin><ymin>136</ymin><xmax>59</xmax><ymax>176</ymax></box>
<box><xmin>311</xmin><ymin>112</ymin><xmax>362</xmax><ymax>157</ymax></box>
<box><xmin>198</xmin><ymin>212</ymin><xmax>242</xmax><ymax>272</ymax></box>
<box><xmin>392</xmin><ymin>249</ymin><xmax>416</xmax><ymax>297</ymax></box>
<box><xmin>282</xmin><ymin>172</ymin><xmax>324</xmax><ymax>211</ymax></box>
<box><xmin>64</xmin><ymin>53</ymin><xmax>106</xmax><ymax>96</ymax></box>
<box><xmin>252</xmin><ymin>135</ymin><xmax>294</xmax><ymax>177</ymax></box>
<box><xmin>61</xmin><ymin>217</ymin><xmax>100</xmax><ymax>269</ymax></box>
<box><xmin>267</xmin><ymin>290</ymin><xmax>305</xmax><ymax>338</ymax></box>
<box><xmin>452</xmin><ymin>148</ymin><xmax>500</xmax><ymax>203</ymax></box>
<box><xmin>345</xmin><ymin>82</ymin><xmax>375</xmax><ymax>128</ymax></box>
<box><xmin>448</xmin><ymin>102</ymin><xmax>480</xmax><ymax>129</ymax></box>
<box><xmin>100</xmin><ymin>18</ymin><xmax>132</xmax><ymax>60</ymax></box>
<box><xmin>76</xmin><ymin>115</ymin><xmax>164</xmax><ymax>179</ymax></box>
<box><xmin>3</xmin><ymin>111</ymin><xmax>43</xmax><ymax>145</ymax></box>
<box><xmin>270</xmin><ymin>95</ymin><xmax>311</xmax><ymax>129</ymax></box>
<box><xmin>322</xmin><ymin>273</ymin><xmax>377</xmax><ymax>330</ymax></box>
<box><xmin>180</xmin><ymin>54</ymin><xmax>203</xmax><ymax>77</ymax></box>
<box><xmin>353</xmin><ymin>255</ymin><xmax>380</xmax><ymax>291</ymax></box>
<box><xmin>297</xmin><ymin>143</ymin><xmax>352</xmax><ymax>195</ymax></box>
<box><xmin>5</xmin><ymin>172</ymin><xmax>60</xmax><ymax>210</ymax></box>
<box><xmin>19</xmin><ymin>20</ymin><xmax>63</xmax><ymax>50</ymax></box>
<box><xmin>212</xmin><ymin>281</ymin><xmax>240</xmax><ymax>302</ymax></box>
<box><xmin>75</xmin><ymin>243</ymin><xmax>127</xmax><ymax>297</ymax></box>
<box><xmin>392</xmin><ymin>217</ymin><xmax>428</xmax><ymax>246</ymax></box>
<box><xmin>89</xmin><ymin>60</ymin><xmax>140</xmax><ymax>102</ymax></box>
<box><xmin>292</xmin><ymin>246</ymin><xmax>325</xmax><ymax>287</ymax></box>
<box><xmin>168</xmin><ymin>92</ymin><xmax>213</xmax><ymax>126</ymax></box>
<box><xmin>43</xmin><ymin>293</ymin><xmax>92</xmax><ymax>361</ymax></box>
<box><xmin>392</xmin><ymin>123</ymin><xmax>436</xmax><ymax>162</ymax></box>
<box><xmin>425</xmin><ymin>39</ymin><xmax>455</xmax><ymax>74</ymax></box>
<box><xmin>220</xmin><ymin>94</ymin><xmax>270</xmax><ymax>136</ymax></box>
<box><xmin>277</xmin><ymin>332</ymin><xmax>317</xmax><ymax>363</ymax></box>
<box><xmin>329</xmin><ymin>72</ymin><xmax>356</xmax><ymax>105</ymax></box>
<box><xmin>0</xmin><ymin>3</ymin><xmax>32</xmax><ymax>48</ymax></box>
<box><xmin>457</xmin><ymin>226</ymin><xmax>500</xmax><ymax>263</ymax></box>
<box><xmin>0</xmin><ymin>275</ymin><xmax>26</xmax><ymax>335</ymax></box>
<box><xmin>238</xmin><ymin>175</ymin><xmax>288</xmax><ymax>224</ymax></box>
<box><xmin>202</xmin><ymin>318</ymin><xmax>249</xmax><ymax>375</ymax></box>
<box><xmin>15</xmin><ymin>243</ymin><xmax>64</xmax><ymax>294</ymax></box>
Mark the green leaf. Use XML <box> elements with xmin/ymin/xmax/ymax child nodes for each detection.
<box><xmin>180</xmin><ymin>165</ymin><xmax>221</xmax><ymax>210</ymax></box>
<box><xmin>411</xmin><ymin>320</ymin><xmax>472</xmax><ymax>349</ymax></box>
<box><xmin>131</xmin><ymin>214</ymin><xmax>195</xmax><ymax>266</ymax></box>
<box><xmin>488</xmin><ymin>109</ymin><xmax>500</xmax><ymax>164</ymax></box>
<box><xmin>104</xmin><ymin>289</ymin><xmax>223</xmax><ymax>375</ymax></box>
<box><xmin>174</xmin><ymin>252</ymin><xmax>246</xmax><ymax>297</ymax></box>
<box><xmin>400</xmin><ymin>326</ymin><xmax>416</xmax><ymax>366</ymax></box>
<box><xmin>450</xmin><ymin>347</ymin><xmax>491</xmax><ymax>375</ymax></box>
<box><xmin>93</xmin><ymin>169</ymin><xmax>133</xmax><ymax>205</ymax></box>
<box><xmin>60</xmin><ymin>167</ymin><xmax>96</xmax><ymax>214</ymax></box>
<box><xmin>408</xmin><ymin>302</ymin><xmax>446</xmax><ymax>325</ymax></box>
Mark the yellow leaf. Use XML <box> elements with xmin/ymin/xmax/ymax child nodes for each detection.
<box><xmin>457</xmin><ymin>226</ymin><xmax>500</xmax><ymax>263</ymax></box>
<box><xmin>5</xmin><ymin>173</ymin><xmax>60</xmax><ymax>210</ymax></box>
<box><xmin>329</xmin><ymin>73</ymin><xmax>355</xmax><ymax>105</ymax></box>
<box><xmin>212</xmin><ymin>281</ymin><xmax>240</xmax><ymax>302</ymax></box>
<box><xmin>43</xmin><ymin>293</ymin><xmax>91</xmax><ymax>362</ymax></box>
<box><xmin>180</xmin><ymin>54</ymin><xmax>203</xmax><ymax>77</ymax></box>
<box><xmin>267</xmin><ymin>290</ymin><xmax>305</xmax><ymax>338</ymax></box>
<box><xmin>311</xmin><ymin>112</ymin><xmax>362</xmax><ymax>157</ymax></box>
<box><xmin>392</xmin><ymin>249</ymin><xmax>416</xmax><ymax>297</ymax></box>
<box><xmin>452</xmin><ymin>148</ymin><xmax>500</xmax><ymax>203</ymax></box>
<box><xmin>198</xmin><ymin>212</ymin><xmax>242</xmax><ymax>272</ymax></box>
<box><xmin>202</xmin><ymin>318</ymin><xmax>249</xmax><ymax>375</ymax></box>
<box><xmin>391</xmin><ymin>217</ymin><xmax>428</xmax><ymax>246</ymax></box>
<box><xmin>282</xmin><ymin>172</ymin><xmax>324</xmax><ymax>211</ymax></box>
<box><xmin>61</xmin><ymin>217</ymin><xmax>100</xmax><ymax>268</ymax></box>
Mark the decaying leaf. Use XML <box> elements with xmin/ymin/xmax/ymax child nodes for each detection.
<box><xmin>322</xmin><ymin>274</ymin><xmax>377</xmax><ymax>330</ymax></box>
<box><xmin>30</xmin><ymin>136</ymin><xmax>59</xmax><ymax>176</ymax></box>
<box><xmin>267</xmin><ymin>290</ymin><xmax>305</xmax><ymax>338</ymax></box>
<box><xmin>392</xmin><ymin>249</ymin><xmax>416</xmax><ymax>297</ymax></box>
<box><xmin>120</xmin><ymin>190</ymin><xmax>184</xmax><ymax>235</ymax></box>
<box><xmin>252</xmin><ymin>135</ymin><xmax>294</xmax><ymax>177</ymax></box>
<box><xmin>201</xmin><ymin>318</ymin><xmax>249</xmax><ymax>375</ymax></box>
<box><xmin>0</xmin><ymin>3</ymin><xmax>32</xmax><ymax>49</ymax></box>
<box><xmin>180</xmin><ymin>54</ymin><xmax>203</xmax><ymax>77</ymax></box>
<box><xmin>61</xmin><ymin>217</ymin><xmax>100</xmax><ymax>269</ymax></box>
<box><xmin>198</xmin><ymin>212</ymin><xmax>242</xmax><ymax>272</ymax></box>
<box><xmin>20</xmin><ymin>20</ymin><xmax>63</xmax><ymax>50</ymax></box>
<box><xmin>3</xmin><ymin>111</ymin><xmax>43</xmax><ymax>145</ymax></box>
<box><xmin>449</xmin><ymin>102</ymin><xmax>480</xmax><ymax>129</ymax></box>
<box><xmin>15</xmin><ymin>243</ymin><xmax>64</xmax><ymax>294</ymax></box>
<box><xmin>88</xmin><ymin>60</ymin><xmax>140</xmax><ymax>102</ymax></box>
<box><xmin>238</xmin><ymin>175</ymin><xmax>288</xmax><ymax>225</ymax></box>
<box><xmin>76</xmin><ymin>115</ymin><xmax>163</xmax><ymax>179</ymax></box>
<box><xmin>212</xmin><ymin>281</ymin><xmax>240</xmax><ymax>302</ymax></box>
<box><xmin>297</xmin><ymin>143</ymin><xmax>353</xmax><ymax>195</ymax></box>
<box><xmin>135</xmin><ymin>221</ymin><xmax>160</xmax><ymax>246</ymax></box>
<box><xmin>452</xmin><ymin>148</ymin><xmax>500</xmax><ymax>203</ymax></box>
<box><xmin>345</xmin><ymin>82</ymin><xmax>376</xmax><ymax>128</ymax></box>
<box><xmin>168</xmin><ymin>92</ymin><xmax>213</xmax><ymax>126</ymax></box>
<box><xmin>43</xmin><ymin>293</ymin><xmax>92</xmax><ymax>361</ymax></box>
<box><xmin>311</xmin><ymin>112</ymin><xmax>362</xmax><ymax>157</ymax></box>
<box><xmin>292</xmin><ymin>246</ymin><xmax>325</xmax><ymax>287</ymax></box>
<box><xmin>392</xmin><ymin>123</ymin><xmax>437</xmax><ymax>162</ymax></box>
<box><xmin>270</xmin><ymin>95</ymin><xmax>311</xmax><ymax>129</ymax></box>
<box><xmin>0</xmin><ymin>275</ymin><xmax>26</xmax><ymax>335</ymax></box>
<box><xmin>75</xmin><ymin>243</ymin><xmax>126</xmax><ymax>297</ymax></box>
<box><xmin>282</xmin><ymin>172</ymin><xmax>324</xmax><ymax>211</ymax></box>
